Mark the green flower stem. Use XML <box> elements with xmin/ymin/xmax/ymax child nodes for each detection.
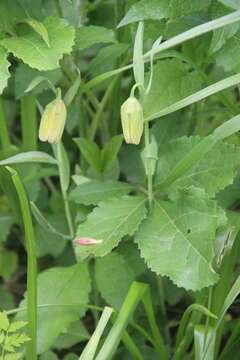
<box><xmin>0</xmin><ymin>97</ymin><xmax>11</xmax><ymax>154</ymax></box>
<box><xmin>21</xmin><ymin>94</ymin><xmax>37</xmax><ymax>151</ymax></box>
<box><xmin>89</xmin><ymin>75</ymin><xmax>120</xmax><ymax>140</ymax></box>
<box><xmin>53</xmin><ymin>0</ymin><xmax>63</xmax><ymax>17</ymax></box>
<box><xmin>6</xmin><ymin>166</ymin><xmax>37</xmax><ymax>360</ymax></box>
<box><xmin>144</xmin><ymin>121</ymin><xmax>153</xmax><ymax>209</ymax></box>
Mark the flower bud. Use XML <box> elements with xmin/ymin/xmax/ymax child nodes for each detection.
<box><xmin>120</xmin><ymin>96</ymin><xmax>143</xmax><ymax>145</ymax></box>
<box><xmin>39</xmin><ymin>98</ymin><xmax>66</xmax><ymax>144</ymax></box>
<box><xmin>73</xmin><ymin>238</ymin><xmax>103</xmax><ymax>245</ymax></box>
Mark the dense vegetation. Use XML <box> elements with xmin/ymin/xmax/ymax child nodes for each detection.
<box><xmin>1</xmin><ymin>1</ymin><xmax>240</xmax><ymax>359</ymax></box>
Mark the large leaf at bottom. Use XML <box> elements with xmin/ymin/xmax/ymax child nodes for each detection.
<box><xmin>156</xmin><ymin>136</ymin><xmax>240</xmax><ymax>197</ymax></box>
<box><xmin>74</xmin><ymin>196</ymin><xmax>147</xmax><ymax>261</ymax></box>
<box><xmin>135</xmin><ymin>187</ymin><xmax>223</xmax><ymax>291</ymax></box>
<box><xmin>17</xmin><ymin>263</ymin><xmax>91</xmax><ymax>353</ymax></box>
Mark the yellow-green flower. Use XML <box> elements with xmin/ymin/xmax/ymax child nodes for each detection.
<box><xmin>39</xmin><ymin>98</ymin><xmax>66</xmax><ymax>144</ymax></box>
<box><xmin>120</xmin><ymin>96</ymin><xmax>143</xmax><ymax>145</ymax></box>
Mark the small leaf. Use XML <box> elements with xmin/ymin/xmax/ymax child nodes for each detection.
<box><xmin>74</xmin><ymin>196</ymin><xmax>147</xmax><ymax>261</ymax></box>
<box><xmin>0</xmin><ymin>151</ymin><xmax>57</xmax><ymax>165</ymax></box>
<box><xmin>8</xmin><ymin>321</ymin><xmax>28</xmax><ymax>332</ymax></box>
<box><xmin>0</xmin><ymin>46</ymin><xmax>10</xmax><ymax>94</ymax></box>
<box><xmin>75</xmin><ymin>26</ymin><xmax>116</xmax><ymax>50</ymax></box>
<box><xmin>69</xmin><ymin>180</ymin><xmax>132</xmax><ymax>205</ymax></box>
<box><xmin>1</xmin><ymin>16</ymin><xmax>75</xmax><ymax>70</ymax></box>
<box><xmin>0</xmin><ymin>311</ymin><xmax>9</xmax><ymax>331</ymax></box>
<box><xmin>74</xmin><ymin>138</ymin><xmax>101</xmax><ymax>174</ymax></box>
<box><xmin>95</xmin><ymin>252</ymin><xmax>135</xmax><ymax>310</ymax></box>
<box><xmin>101</xmin><ymin>135</ymin><xmax>123</xmax><ymax>174</ymax></box>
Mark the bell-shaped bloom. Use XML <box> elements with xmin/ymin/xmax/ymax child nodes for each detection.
<box><xmin>120</xmin><ymin>96</ymin><xmax>143</xmax><ymax>145</ymax></box>
<box><xmin>39</xmin><ymin>98</ymin><xmax>66</xmax><ymax>144</ymax></box>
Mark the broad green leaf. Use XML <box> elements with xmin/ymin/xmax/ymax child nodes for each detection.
<box><xmin>75</xmin><ymin>26</ymin><xmax>116</xmax><ymax>50</ymax></box>
<box><xmin>89</xmin><ymin>43</ymin><xmax>129</xmax><ymax>77</ymax></box>
<box><xmin>54</xmin><ymin>320</ymin><xmax>89</xmax><ymax>350</ymax></box>
<box><xmin>1</xmin><ymin>17</ymin><xmax>75</xmax><ymax>71</ymax></box>
<box><xmin>0</xmin><ymin>151</ymin><xmax>57</xmax><ymax>165</ymax></box>
<box><xmin>0</xmin><ymin>46</ymin><xmax>10</xmax><ymax>95</ymax></box>
<box><xmin>0</xmin><ymin>213</ymin><xmax>14</xmax><ymax>243</ymax></box>
<box><xmin>118</xmin><ymin>0</ymin><xmax>211</xmax><ymax>27</ymax></box>
<box><xmin>155</xmin><ymin>136</ymin><xmax>240</xmax><ymax>197</ymax></box>
<box><xmin>74</xmin><ymin>138</ymin><xmax>101</xmax><ymax>174</ymax></box>
<box><xmin>74</xmin><ymin>196</ymin><xmax>147</xmax><ymax>261</ymax></box>
<box><xmin>216</xmin><ymin>34</ymin><xmax>240</xmax><ymax>71</ymax></box>
<box><xmin>39</xmin><ymin>351</ymin><xmax>58</xmax><ymax>360</ymax></box>
<box><xmin>218</xmin><ymin>0</ymin><xmax>240</xmax><ymax>9</ymax></box>
<box><xmin>0</xmin><ymin>249</ymin><xmax>18</xmax><ymax>281</ymax></box>
<box><xmin>69</xmin><ymin>180</ymin><xmax>132</xmax><ymax>205</ymax></box>
<box><xmin>143</xmin><ymin>59</ymin><xmax>203</xmax><ymax>120</ymax></box>
<box><xmin>208</xmin><ymin>2</ymin><xmax>240</xmax><ymax>54</ymax></box>
<box><xmin>17</xmin><ymin>263</ymin><xmax>91</xmax><ymax>353</ymax></box>
<box><xmin>15</xmin><ymin>64</ymin><xmax>61</xmax><ymax>99</ymax></box>
<box><xmin>35</xmin><ymin>214</ymin><xmax>68</xmax><ymax>257</ymax></box>
<box><xmin>101</xmin><ymin>135</ymin><xmax>123</xmax><ymax>174</ymax></box>
<box><xmin>0</xmin><ymin>311</ymin><xmax>9</xmax><ymax>331</ymax></box>
<box><xmin>135</xmin><ymin>187</ymin><xmax>221</xmax><ymax>290</ymax></box>
<box><xmin>95</xmin><ymin>252</ymin><xmax>135</xmax><ymax>310</ymax></box>
<box><xmin>0</xmin><ymin>1</ymin><xmax>25</xmax><ymax>33</ymax></box>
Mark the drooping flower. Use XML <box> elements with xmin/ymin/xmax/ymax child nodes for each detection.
<box><xmin>39</xmin><ymin>94</ymin><xmax>66</xmax><ymax>144</ymax></box>
<box><xmin>120</xmin><ymin>96</ymin><xmax>143</xmax><ymax>145</ymax></box>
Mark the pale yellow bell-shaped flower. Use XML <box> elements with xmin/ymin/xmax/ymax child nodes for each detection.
<box><xmin>120</xmin><ymin>96</ymin><xmax>143</xmax><ymax>145</ymax></box>
<box><xmin>39</xmin><ymin>96</ymin><xmax>66</xmax><ymax>144</ymax></box>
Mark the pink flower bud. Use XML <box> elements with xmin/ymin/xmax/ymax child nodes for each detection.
<box><xmin>73</xmin><ymin>237</ymin><xmax>103</xmax><ymax>245</ymax></box>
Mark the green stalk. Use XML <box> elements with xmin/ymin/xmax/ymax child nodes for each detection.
<box><xmin>0</xmin><ymin>97</ymin><xmax>11</xmax><ymax>155</ymax></box>
<box><xmin>122</xmin><ymin>332</ymin><xmax>145</xmax><ymax>360</ymax></box>
<box><xmin>144</xmin><ymin>121</ymin><xmax>153</xmax><ymax>208</ymax></box>
<box><xmin>142</xmin><ymin>288</ymin><xmax>169</xmax><ymax>360</ymax></box>
<box><xmin>6</xmin><ymin>166</ymin><xmax>37</xmax><ymax>360</ymax></box>
<box><xmin>21</xmin><ymin>94</ymin><xmax>37</xmax><ymax>151</ymax></box>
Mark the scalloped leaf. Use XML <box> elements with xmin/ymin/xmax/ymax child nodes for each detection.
<box><xmin>74</xmin><ymin>196</ymin><xmax>147</xmax><ymax>261</ymax></box>
<box><xmin>135</xmin><ymin>187</ymin><xmax>224</xmax><ymax>291</ymax></box>
<box><xmin>1</xmin><ymin>17</ymin><xmax>75</xmax><ymax>70</ymax></box>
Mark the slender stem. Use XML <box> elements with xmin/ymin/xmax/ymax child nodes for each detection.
<box><xmin>53</xmin><ymin>0</ymin><xmax>63</xmax><ymax>17</ymax></box>
<box><xmin>0</xmin><ymin>98</ymin><xmax>11</xmax><ymax>154</ymax></box>
<box><xmin>144</xmin><ymin>121</ymin><xmax>153</xmax><ymax>208</ymax></box>
<box><xmin>21</xmin><ymin>94</ymin><xmax>37</xmax><ymax>151</ymax></box>
<box><xmin>89</xmin><ymin>76</ymin><xmax>120</xmax><ymax>140</ymax></box>
<box><xmin>63</xmin><ymin>190</ymin><xmax>74</xmax><ymax>237</ymax></box>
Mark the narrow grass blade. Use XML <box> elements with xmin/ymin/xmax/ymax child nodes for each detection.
<box><xmin>146</xmin><ymin>73</ymin><xmax>240</xmax><ymax>121</ymax></box>
<box><xmin>95</xmin><ymin>282</ymin><xmax>148</xmax><ymax>360</ymax></box>
<box><xmin>194</xmin><ymin>325</ymin><xmax>216</xmax><ymax>360</ymax></box>
<box><xmin>6</xmin><ymin>166</ymin><xmax>37</xmax><ymax>360</ymax></box>
<box><xmin>176</xmin><ymin>304</ymin><xmax>217</xmax><ymax>348</ymax></box>
<box><xmin>0</xmin><ymin>151</ymin><xmax>57</xmax><ymax>165</ymax></box>
<box><xmin>79</xmin><ymin>306</ymin><xmax>113</xmax><ymax>360</ymax></box>
<box><xmin>0</xmin><ymin>97</ymin><xmax>11</xmax><ymax>153</ymax></box>
<box><xmin>203</xmin><ymin>274</ymin><xmax>240</xmax><ymax>360</ymax></box>
<box><xmin>133</xmin><ymin>22</ymin><xmax>144</xmax><ymax>87</ymax></box>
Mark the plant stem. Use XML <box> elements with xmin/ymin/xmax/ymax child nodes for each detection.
<box><xmin>53</xmin><ymin>0</ymin><xmax>63</xmax><ymax>17</ymax></box>
<box><xmin>21</xmin><ymin>94</ymin><xmax>37</xmax><ymax>151</ymax></box>
<box><xmin>144</xmin><ymin>121</ymin><xmax>153</xmax><ymax>208</ymax></box>
<box><xmin>0</xmin><ymin>98</ymin><xmax>11</xmax><ymax>155</ymax></box>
